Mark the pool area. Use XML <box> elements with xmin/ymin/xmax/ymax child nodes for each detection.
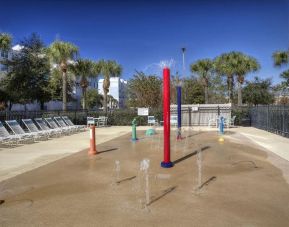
<box><xmin>0</xmin><ymin>127</ymin><xmax>289</xmax><ymax>226</ymax></box>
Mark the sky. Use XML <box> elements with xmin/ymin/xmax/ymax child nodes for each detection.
<box><xmin>0</xmin><ymin>0</ymin><xmax>289</xmax><ymax>84</ymax></box>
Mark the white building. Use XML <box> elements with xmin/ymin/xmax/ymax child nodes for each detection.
<box><xmin>98</xmin><ymin>77</ymin><xmax>127</xmax><ymax>108</ymax></box>
<box><xmin>0</xmin><ymin>50</ymin><xmax>9</xmax><ymax>78</ymax></box>
<box><xmin>73</xmin><ymin>77</ymin><xmax>99</xmax><ymax>109</ymax></box>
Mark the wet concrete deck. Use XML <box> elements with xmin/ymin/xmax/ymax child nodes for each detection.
<box><xmin>0</xmin><ymin>129</ymin><xmax>289</xmax><ymax>226</ymax></box>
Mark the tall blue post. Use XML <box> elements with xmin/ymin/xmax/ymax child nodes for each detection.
<box><xmin>177</xmin><ymin>86</ymin><xmax>182</xmax><ymax>140</ymax></box>
<box><xmin>219</xmin><ymin>116</ymin><xmax>224</xmax><ymax>135</ymax></box>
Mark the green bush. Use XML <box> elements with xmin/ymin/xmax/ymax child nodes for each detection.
<box><xmin>36</xmin><ymin>108</ymin><xmax>163</xmax><ymax>126</ymax></box>
<box><xmin>107</xmin><ymin>109</ymin><xmax>163</xmax><ymax>126</ymax></box>
<box><xmin>232</xmin><ymin>107</ymin><xmax>250</xmax><ymax>125</ymax></box>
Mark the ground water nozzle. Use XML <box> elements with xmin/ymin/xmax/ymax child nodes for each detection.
<box><xmin>132</xmin><ymin>118</ymin><xmax>138</xmax><ymax>141</ymax></box>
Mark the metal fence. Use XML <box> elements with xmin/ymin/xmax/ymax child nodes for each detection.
<box><xmin>0</xmin><ymin>104</ymin><xmax>233</xmax><ymax>127</ymax></box>
<box><xmin>250</xmin><ymin>105</ymin><xmax>289</xmax><ymax>138</ymax></box>
<box><xmin>0</xmin><ymin>110</ymin><xmax>101</xmax><ymax>127</ymax></box>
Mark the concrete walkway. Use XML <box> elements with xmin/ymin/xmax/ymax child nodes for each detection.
<box><xmin>0</xmin><ymin>126</ymin><xmax>134</xmax><ymax>182</ymax></box>
<box><xmin>0</xmin><ymin>126</ymin><xmax>289</xmax><ymax>183</ymax></box>
<box><xmin>227</xmin><ymin>127</ymin><xmax>289</xmax><ymax>162</ymax></box>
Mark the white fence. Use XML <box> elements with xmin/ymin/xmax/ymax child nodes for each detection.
<box><xmin>170</xmin><ymin>104</ymin><xmax>232</xmax><ymax>126</ymax></box>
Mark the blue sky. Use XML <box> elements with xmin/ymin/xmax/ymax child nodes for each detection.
<box><xmin>0</xmin><ymin>0</ymin><xmax>288</xmax><ymax>84</ymax></box>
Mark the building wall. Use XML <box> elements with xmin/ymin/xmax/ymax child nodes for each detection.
<box><xmin>98</xmin><ymin>77</ymin><xmax>127</xmax><ymax>108</ymax></box>
<box><xmin>74</xmin><ymin>77</ymin><xmax>98</xmax><ymax>109</ymax></box>
<box><xmin>0</xmin><ymin>50</ymin><xmax>9</xmax><ymax>79</ymax></box>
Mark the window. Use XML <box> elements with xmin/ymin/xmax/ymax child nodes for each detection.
<box><xmin>1</xmin><ymin>51</ymin><xmax>8</xmax><ymax>58</ymax></box>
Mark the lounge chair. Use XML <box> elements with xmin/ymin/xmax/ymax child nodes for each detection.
<box><xmin>22</xmin><ymin>119</ymin><xmax>50</xmax><ymax>139</ymax></box>
<box><xmin>44</xmin><ymin>117</ymin><xmax>71</xmax><ymax>135</ymax></box>
<box><xmin>34</xmin><ymin>118</ymin><xmax>62</xmax><ymax>137</ymax></box>
<box><xmin>62</xmin><ymin>116</ymin><xmax>86</xmax><ymax>131</ymax></box>
<box><xmin>0</xmin><ymin>121</ymin><xmax>26</xmax><ymax>145</ymax></box>
<box><xmin>54</xmin><ymin>116</ymin><xmax>77</xmax><ymax>133</ymax></box>
<box><xmin>5</xmin><ymin>120</ymin><xmax>39</xmax><ymax>142</ymax></box>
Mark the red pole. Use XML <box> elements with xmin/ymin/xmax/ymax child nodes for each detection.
<box><xmin>161</xmin><ymin>67</ymin><xmax>173</xmax><ymax>168</ymax></box>
<box><xmin>89</xmin><ymin>125</ymin><xmax>97</xmax><ymax>155</ymax></box>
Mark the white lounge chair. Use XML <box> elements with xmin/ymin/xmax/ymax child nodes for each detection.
<box><xmin>62</xmin><ymin>116</ymin><xmax>86</xmax><ymax>131</ymax></box>
<box><xmin>22</xmin><ymin>119</ymin><xmax>50</xmax><ymax>139</ymax></box>
<box><xmin>44</xmin><ymin>117</ymin><xmax>71</xmax><ymax>135</ymax></box>
<box><xmin>54</xmin><ymin>116</ymin><xmax>77</xmax><ymax>133</ymax></box>
<box><xmin>5</xmin><ymin>120</ymin><xmax>38</xmax><ymax>142</ymax></box>
<box><xmin>34</xmin><ymin>118</ymin><xmax>62</xmax><ymax>137</ymax></box>
<box><xmin>0</xmin><ymin>121</ymin><xmax>25</xmax><ymax>145</ymax></box>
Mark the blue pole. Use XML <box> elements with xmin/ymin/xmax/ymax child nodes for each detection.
<box><xmin>177</xmin><ymin>86</ymin><xmax>182</xmax><ymax>140</ymax></box>
<box><xmin>219</xmin><ymin>116</ymin><xmax>224</xmax><ymax>134</ymax></box>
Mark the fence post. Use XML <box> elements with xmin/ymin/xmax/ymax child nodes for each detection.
<box><xmin>267</xmin><ymin>105</ymin><xmax>269</xmax><ymax>131</ymax></box>
<box><xmin>188</xmin><ymin>107</ymin><xmax>191</xmax><ymax>126</ymax></box>
<box><xmin>283</xmin><ymin>104</ymin><xmax>285</xmax><ymax>135</ymax></box>
<box><xmin>198</xmin><ymin>109</ymin><xmax>200</xmax><ymax>126</ymax></box>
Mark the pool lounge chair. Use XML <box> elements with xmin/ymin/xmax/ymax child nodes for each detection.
<box><xmin>54</xmin><ymin>116</ymin><xmax>77</xmax><ymax>133</ymax></box>
<box><xmin>62</xmin><ymin>116</ymin><xmax>86</xmax><ymax>131</ymax></box>
<box><xmin>5</xmin><ymin>120</ymin><xmax>39</xmax><ymax>142</ymax></box>
<box><xmin>0</xmin><ymin>121</ymin><xmax>26</xmax><ymax>145</ymax></box>
<box><xmin>44</xmin><ymin>117</ymin><xmax>71</xmax><ymax>135</ymax></box>
<box><xmin>34</xmin><ymin>118</ymin><xmax>62</xmax><ymax>137</ymax></box>
<box><xmin>22</xmin><ymin>119</ymin><xmax>50</xmax><ymax>139</ymax></box>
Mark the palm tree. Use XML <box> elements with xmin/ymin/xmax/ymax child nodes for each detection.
<box><xmin>234</xmin><ymin>53</ymin><xmax>260</xmax><ymax>106</ymax></box>
<box><xmin>0</xmin><ymin>33</ymin><xmax>12</xmax><ymax>53</ymax></box>
<box><xmin>280</xmin><ymin>70</ymin><xmax>289</xmax><ymax>84</ymax></box>
<box><xmin>97</xmin><ymin>60</ymin><xmax>122</xmax><ymax>113</ymax></box>
<box><xmin>70</xmin><ymin>59</ymin><xmax>98</xmax><ymax>109</ymax></box>
<box><xmin>215</xmin><ymin>52</ymin><xmax>240</xmax><ymax>104</ymax></box>
<box><xmin>273</xmin><ymin>51</ymin><xmax>289</xmax><ymax>67</ymax></box>
<box><xmin>190</xmin><ymin>59</ymin><xmax>214</xmax><ymax>104</ymax></box>
<box><xmin>273</xmin><ymin>50</ymin><xmax>289</xmax><ymax>87</ymax></box>
<box><xmin>48</xmin><ymin>41</ymin><xmax>78</xmax><ymax>111</ymax></box>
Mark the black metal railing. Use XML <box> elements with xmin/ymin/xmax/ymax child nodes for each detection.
<box><xmin>250</xmin><ymin>105</ymin><xmax>289</xmax><ymax>138</ymax></box>
<box><xmin>0</xmin><ymin>110</ymin><xmax>95</xmax><ymax>126</ymax></box>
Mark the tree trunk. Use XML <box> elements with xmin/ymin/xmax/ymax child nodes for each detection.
<box><xmin>82</xmin><ymin>87</ymin><xmax>87</xmax><ymax>110</ymax></box>
<box><xmin>231</xmin><ymin>76</ymin><xmax>234</xmax><ymax>104</ymax></box>
<box><xmin>204</xmin><ymin>85</ymin><xmax>209</xmax><ymax>104</ymax></box>
<box><xmin>8</xmin><ymin>101</ymin><xmax>13</xmax><ymax>111</ymax></box>
<box><xmin>103</xmin><ymin>77</ymin><xmax>110</xmax><ymax>114</ymax></box>
<box><xmin>40</xmin><ymin>101</ymin><xmax>45</xmax><ymax>110</ymax></box>
<box><xmin>103</xmin><ymin>91</ymin><xmax>107</xmax><ymax>114</ymax></box>
<box><xmin>62</xmin><ymin>70</ymin><xmax>67</xmax><ymax>111</ymax></box>
<box><xmin>237</xmin><ymin>81</ymin><xmax>242</xmax><ymax>106</ymax></box>
<box><xmin>227</xmin><ymin>75</ymin><xmax>234</xmax><ymax>104</ymax></box>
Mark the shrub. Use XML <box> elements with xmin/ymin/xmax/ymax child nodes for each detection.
<box><xmin>232</xmin><ymin>107</ymin><xmax>250</xmax><ymax>125</ymax></box>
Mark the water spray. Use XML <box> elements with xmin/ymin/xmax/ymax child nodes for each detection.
<box><xmin>140</xmin><ymin>159</ymin><xmax>150</xmax><ymax>206</ymax></box>
<box><xmin>218</xmin><ymin>116</ymin><xmax>225</xmax><ymax>143</ymax></box>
